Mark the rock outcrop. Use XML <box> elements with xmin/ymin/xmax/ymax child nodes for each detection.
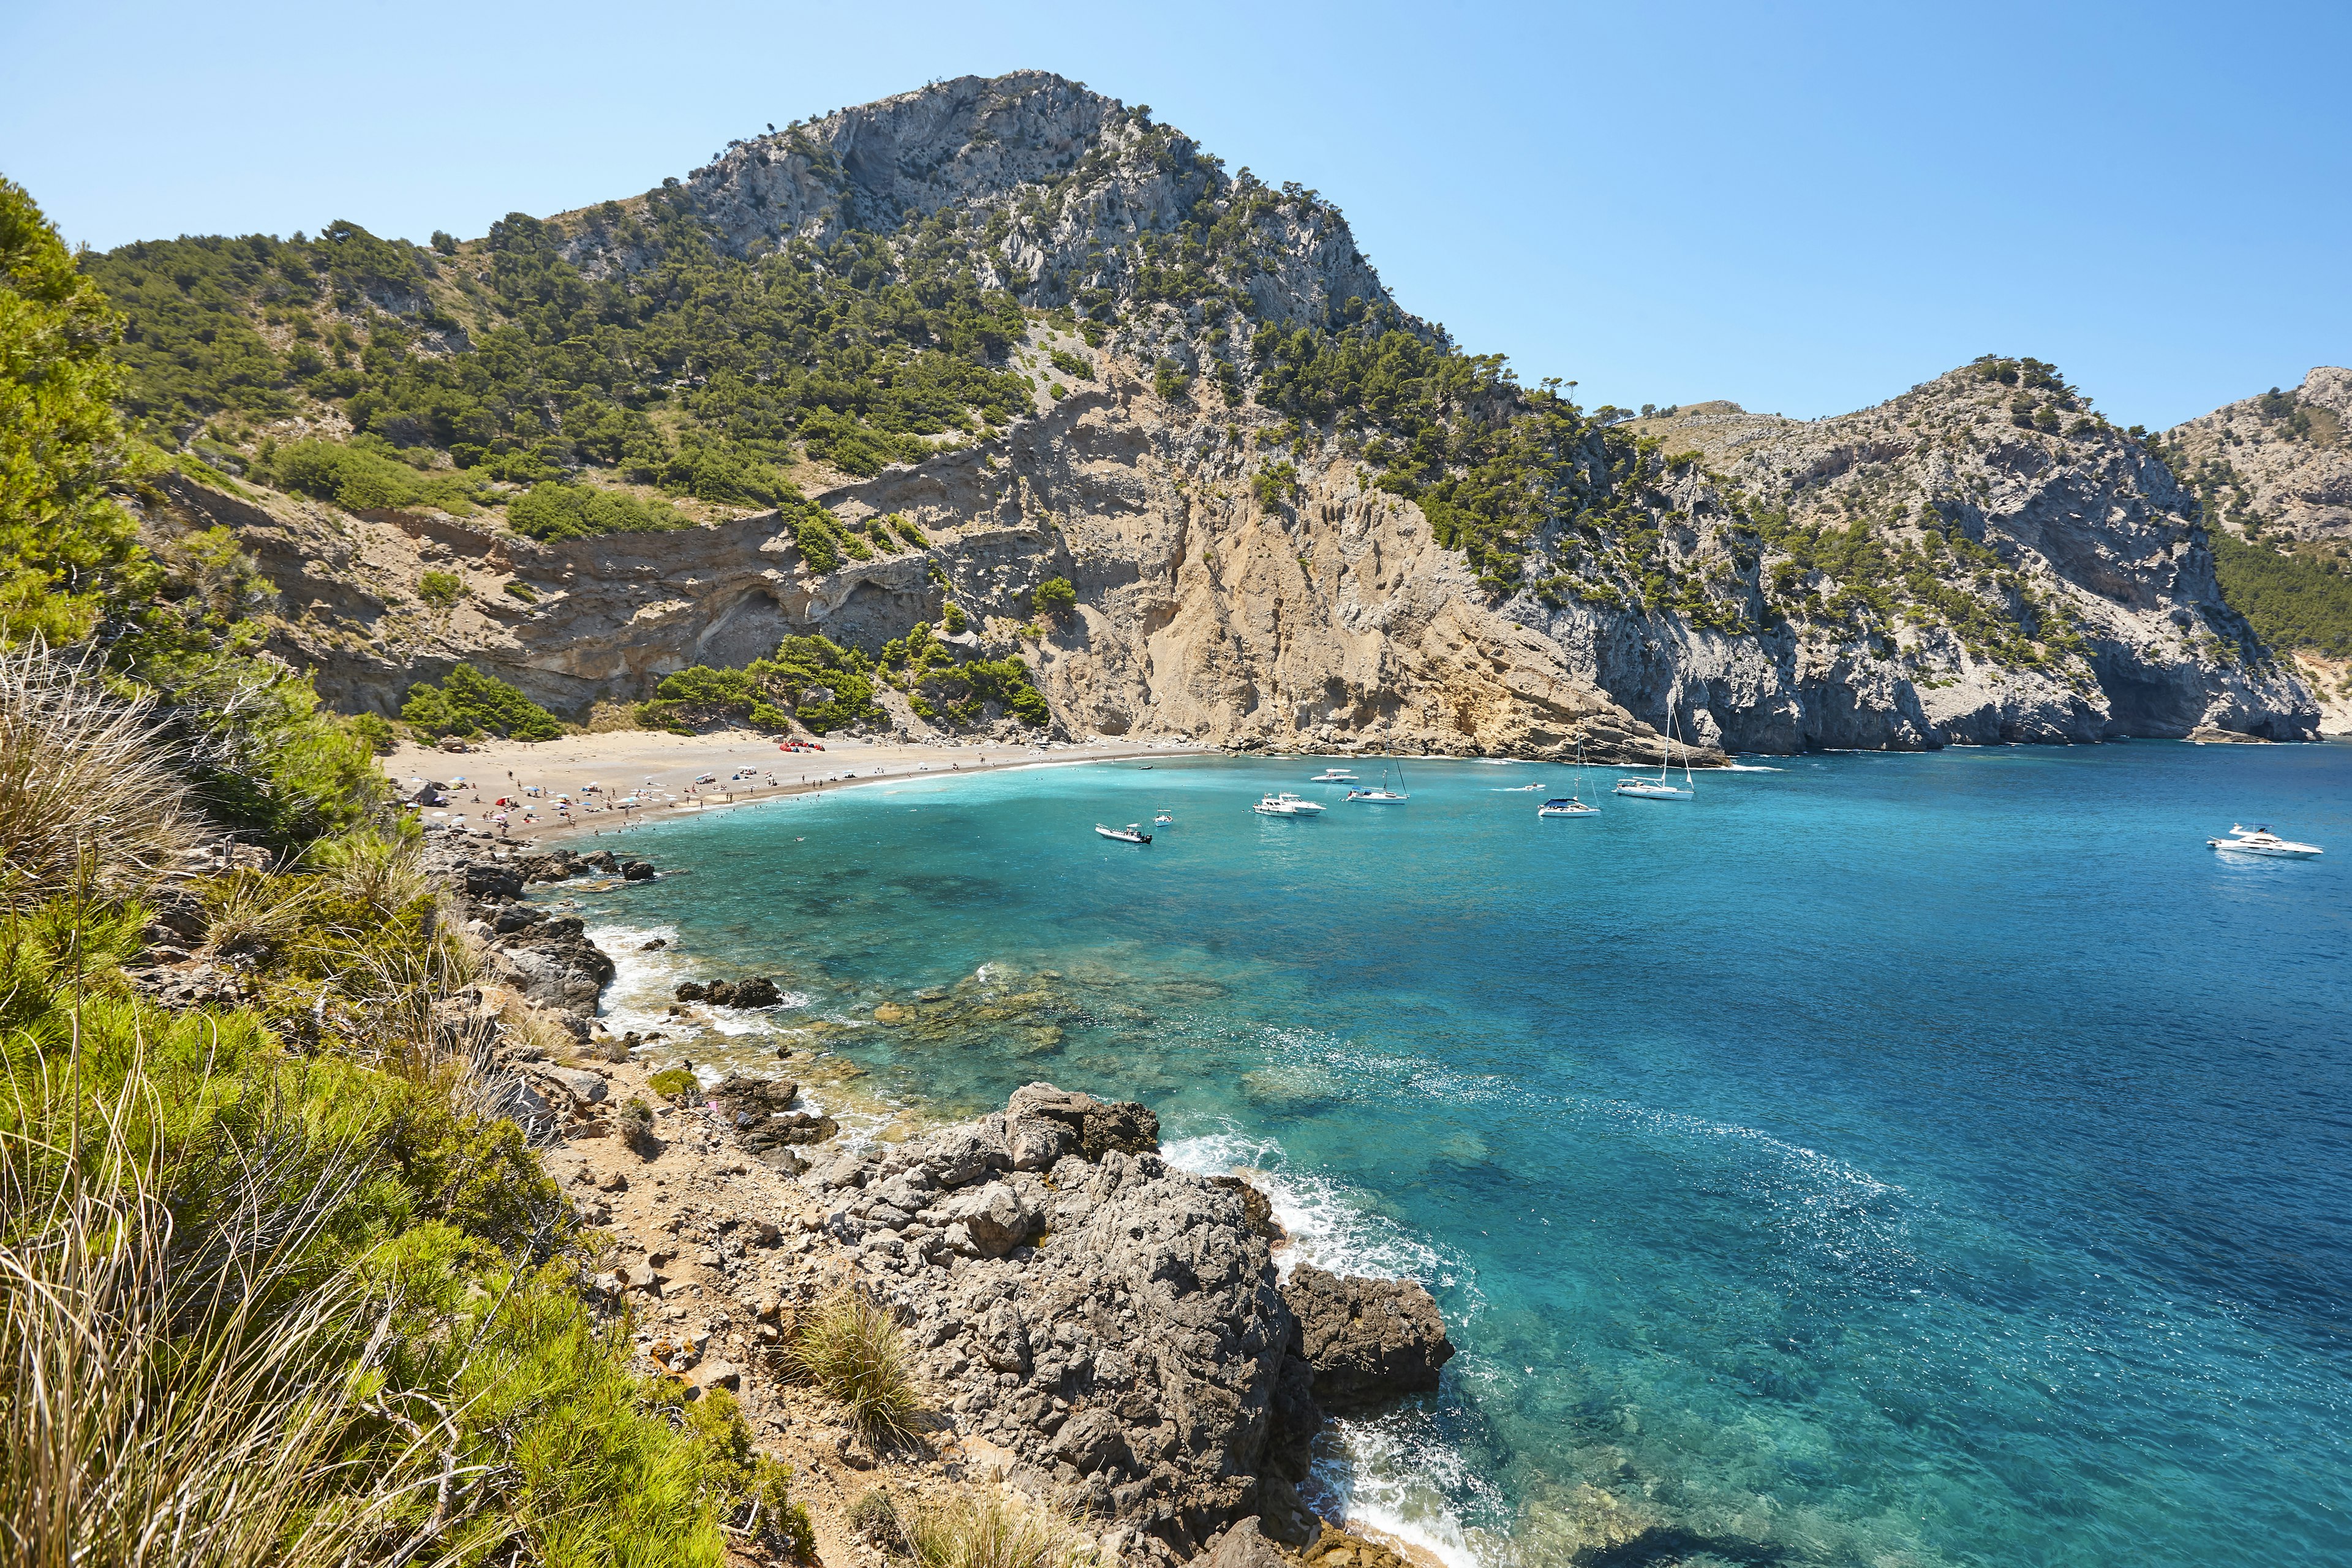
<box><xmin>2165</xmin><ymin>367</ymin><xmax>2352</xmax><ymax>545</ymax></box>
<box><xmin>1280</xmin><ymin>1265</ymin><xmax>1454</xmax><ymax>1412</ymax></box>
<box><xmin>796</xmin><ymin>1085</ymin><xmax>1454</xmax><ymax>1560</ymax></box>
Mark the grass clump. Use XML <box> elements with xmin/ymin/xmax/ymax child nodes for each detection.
<box><xmin>0</xmin><ymin>640</ymin><xmax>205</xmax><ymax>910</ymax></box>
<box><xmin>905</xmin><ymin>1491</ymin><xmax>1098</xmax><ymax>1568</ymax></box>
<box><xmin>790</xmin><ymin>1289</ymin><xmax>922</xmax><ymax>1444</ymax></box>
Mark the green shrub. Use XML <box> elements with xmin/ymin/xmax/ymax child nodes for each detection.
<box><xmin>271</xmin><ymin>437</ymin><xmax>488</xmax><ymax>514</ymax></box>
<box><xmin>794</xmin><ymin>515</ymin><xmax>843</xmax><ymax>572</ymax></box>
<box><xmin>507</xmin><ymin>481</ymin><xmax>689</xmax><ymax>543</ymax></box>
<box><xmin>349</xmin><ymin>712</ymin><xmax>398</xmax><ymax>754</ymax></box>
<box><xmin>1030</xmin><ymin>576</ymin><xmax>1076</xmax><ymax>616</ymax></box>
<box><xmin>646</xmin><ymin>1066</ymin><xmax>698</xmax><ymax>1098</ymax></box>
<box><xmin>503</xmin><ymin>579</ymin><xmax>538</xmax><ymax>601</ymax></box>
<box><xmin>1153</xmin><ymin>357</ymin><xmax>1190</xmax><ymax>402</ymax></box>
<box><xmin>1252</xmin><ymin>462</ymin><xmax>1298</xmax><ymax>508</ymax></box>
<box><xmin>417</xmin><ymin>570</ymin><xmax>465</xmax><ymax>608</ymax></box>
<box><xmin>942</xmin><ymin>601</ymin><xmax>967</xmax><ymax>633</ymax></box>
<box><xmin>401</xmin><ymin>663</ymin><xmax>564</xmax><ymax>741</ymax></box>
<box><xmin>892</xmin><ymin>515</ymin><xmax>929</xmax><ymax>548</ymax></box>
<box><xmin>750</xmin><ymin>635</ymin><xmax>878</xmax><ymax>734</ymax></box>
<box><xmin>1047</xmin><ymin>349</ymin><xmax>1090</xmax><ymax>380</ymax></box>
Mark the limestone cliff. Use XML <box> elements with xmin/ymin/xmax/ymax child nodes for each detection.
<box><xmin>137</xmin><ymin>73</ymin><xmax>2319</xmax><ymax>753</ymax></box>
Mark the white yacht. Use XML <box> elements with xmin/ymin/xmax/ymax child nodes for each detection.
<box><xmin>2207</xmin><ymin>823</ymin><xmax>2322</xmax><ymax>859</ymax></box>
<box><xmin>1253</xmin><ymin>793</ymin><xmax>1324</xmax><ymax>817</ymax></box>
<box><xmin>1308</xmin><ymin>767</ymin><xmax>1359</xmax><ymax>783</ymax></box>
<box><xmin>1615</xmin><ymin>710</ymin><xmax>1697</xmax><ymax>800</ymax></box>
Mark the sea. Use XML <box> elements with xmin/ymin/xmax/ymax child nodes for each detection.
<box><xmin>547</xmin><ymin>742</ymin><xmax>2351</xmax><ymax>1568</ymax></box>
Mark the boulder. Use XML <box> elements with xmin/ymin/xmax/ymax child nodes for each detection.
<box><xmin>622</xmin><ymin>860</ymin><xmax>657</xmax><ymax>880</ymax></box>
<box><xmin>937</xmin><ymin>1180</ymin><xmax>1038</xmax><ymax>1257</ymax></box>
<box><xmin>1280</xmin><ymin>1264</ymin><xmax>1453</xmax><ymax>1410</ymax></box>
<box><xmin>674</xmin><ymin>981</ymin><xmax>707</xmax><ymax>1002</ymax></box>
<box><xmin>1204</xmin><ymin>1519</ymin><xmax>1291</xmax><ymax>1568</ymax></box>
<box><xmin>539</xmin><ymin>1065</ymin><xmax>609</xmax><ymax>1108</ymax></box>
<box><xmin>1006</xmin><ymin>1082</ymin><xmax>1160</xmax><ymax>1159</ymax></box>
<box><xmin>731</xmin><ymin>976</ymin><xmax>783</xmax><ymax>1008</ymax></box>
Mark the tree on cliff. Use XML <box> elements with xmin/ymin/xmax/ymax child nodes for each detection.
<box><xmin>0</xmin><ymin>176</ymin><xmax>153</xmax><ymax>644</ymax></box>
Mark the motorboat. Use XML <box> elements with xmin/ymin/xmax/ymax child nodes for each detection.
<box><xmin>1346</xmin><ymin>758</ymin><xmax>1410</xmax><ymax>802</ymax></box>
<box><xmin>1538</xmin><ymin>797</ymin><xmax>1600</xmax><ymax>818</ymax></box>
<box><xmin>1253</xmin><ymin>793</ymin><xmax>1324</xmax><ymax>817</ymax></box>
<box><xmin>1274</xmin><ymin>792</ymin><xmax>1325</xmax><ymax>814</ymax></box>
<box><xmin>1153</xmin><ymin>811</ymin><xmax>1174</xmax><ymax>826</ymax></box>
<box><xmin>2207</xmin><ymin>823</ymin><xmax>2321</xmax><ymax>858</ymax></box>
<box><xmin>1496</xmin><ymin>783</ymin><xmax>1542</xmax><ymax>791</ymax></box>
<box><xmin>1096</xmin><ymin>823</ymin><xmax>1153</xmax><ymax>844</ymax></box>
<box><xmin>1615</xmin><ymin>709</ymin><xmax>1697</xmax><ymax>800</ymax></box>
<box><xmin>1309</xmin><ymin>767</ymin><xmax>1360</xmax><ymax>782</ymax></box>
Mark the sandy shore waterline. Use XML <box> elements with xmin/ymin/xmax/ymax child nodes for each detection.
<box><xmin>383</xmin><ymin>729</ymin><xmax>1220</xmax><ymax>842</ymax></box>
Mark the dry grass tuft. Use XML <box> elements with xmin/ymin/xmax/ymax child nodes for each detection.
<box><xmin>790</xmin><ymin>1288</ymin><xmax>923</xmax><ymax>1444</ymax></box>
<box><xmin>904</xmin><ymin>1491</ymin><xmax>1098</xmax><ymax>1568</ymax></box>
<box><xmin>0</xmin><ymin>639</ymin><xmax>205</xmax><ymax>908</ymax></box>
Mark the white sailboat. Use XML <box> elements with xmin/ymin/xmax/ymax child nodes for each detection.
<box><xmin>1540</xmin><ymin>741</ymin><xmax>1602</xmax><ymax>817</ymax></box>
<box><xmin>1614</xmin><ymin>710</ymin><xmax>1696</xmax><ymax>800</ymax></box>
<box><xmin>1346</xmin><ymin>756</ymin><xmax>1410</xmax><ymax>802</ymax></box>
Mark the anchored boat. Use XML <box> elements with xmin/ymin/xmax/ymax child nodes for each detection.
<box><xmin>1095</xmin><ymin>823</ymin><xmax>1153</xmax><ymax>844</ymax></box>
<box><xmin>1615</xmin><ymin>710</ymin><xmax>1697</xmax><ymax>801</ymax></box>
<box><xmin>2207</xmin><ymin>823</ymin><xmax>2321</xmax><ymax>858</ymax></box>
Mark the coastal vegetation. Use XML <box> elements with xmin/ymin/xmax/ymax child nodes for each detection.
<box><xmin>401</xmin><ymin>662</ymin><xmax>567</xmax><ymax>741</ymax></box>
<box><xmin>638</xmin><ymin>625</ymin><xmax>1048</xmax><ymax>735</ymax></box>
<box><xmin>2207</xmin><ymin>529</ymin><xmax>2352</xmax><ymax>657</ymax></box>
<box><xmin>1</xmin><ymin>179</ymin><xmax>822</xmax><ymax>1562</ymax></box>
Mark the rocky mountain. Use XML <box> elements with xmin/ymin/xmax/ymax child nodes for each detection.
<box><xmin>111</xmin><ymin>72</ymin><xmax>2320</xmax><ymax>752</ymax></box>
<box><xmin>2158</xmin><ymin>368</ymin><xmax>2352</xmax><ymax>731</ymax></box>
<box><xmin>2165</xmin><ymin>367</ymin><xmax>2352</xmax><ymax>544</ymax></box>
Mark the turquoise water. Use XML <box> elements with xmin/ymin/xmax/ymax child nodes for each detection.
<box><xmin>555</xmin><ymin>744</ymin><xmax>2351</xmax><ymax>1568</ymax></box>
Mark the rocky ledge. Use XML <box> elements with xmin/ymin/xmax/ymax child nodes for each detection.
<box><xmin>796</xmin><ymin>1084</ymin><xmax>1453</xmax><ymax>1562</ymax></box>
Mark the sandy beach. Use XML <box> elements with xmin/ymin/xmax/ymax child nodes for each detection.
<box><xmin>383</xmin><ymin>728</ymin><xmax>1218</xmax><ymax>842</ymax></box>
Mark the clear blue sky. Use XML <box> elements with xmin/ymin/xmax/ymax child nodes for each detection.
<box><xmin>5</xmin><ymin>0</ymin><xmax>2345</xmax><ymax>429</ymax></box>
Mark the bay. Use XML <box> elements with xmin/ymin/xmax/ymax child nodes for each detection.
<box><xmin>552</xmin><ymin>742</ymin><xmax>2352</xmax><ymax>1568</ymax></box>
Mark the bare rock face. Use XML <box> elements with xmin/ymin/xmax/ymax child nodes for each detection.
<box><xmin>1280</xmin><ymin>1264</ymin><xmax>1454</xmax><ymax>1411</ymax></box>
<box><xmin>805</xmin><ymin>1086</ymin><xmax>1366</xmax><ymax>1559</ymax></box>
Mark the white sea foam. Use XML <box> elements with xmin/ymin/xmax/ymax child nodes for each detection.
<box><xmin>1310</xmin><ymin>1417</ymin><xmax>1494</xmax><ymax>1568</ymax></box>
<box><xmin>1718</xmin><ymin>761</ymin><xmax>1785</xmax><ymax>771</ymax></box>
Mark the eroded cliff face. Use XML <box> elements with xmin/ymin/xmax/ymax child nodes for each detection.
<box><xmin>164</xmin><ymin>359</ymin><xmax>1692</xmax><ymax>763</ymax></box>
<box><xmin>166</xmin><ymin>342</ymin><xmax>2320</xmax><ymax>756</ymax></box>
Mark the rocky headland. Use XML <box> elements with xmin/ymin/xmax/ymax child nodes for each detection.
<box><xmin>426</xmin><ymin>831</ymin><xmax>1458</xmax><ymax>1568</ymax></box>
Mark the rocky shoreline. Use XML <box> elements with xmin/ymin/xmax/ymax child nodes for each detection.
<box><xmin>427</xmin><ymin>831</ymin><xmax>1458</xmax><ymax>1568</ymax></box>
